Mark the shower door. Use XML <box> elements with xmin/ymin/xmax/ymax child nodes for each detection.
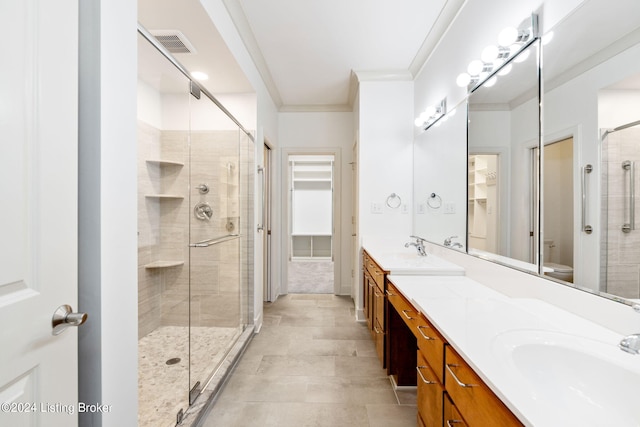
<box><xmin>187</xmin><ymin>94</ymin><xmax>244</xmax><ymax>402</ymax></box>
<box><xmin>601</xmin><ymin>122</ymin><xmax>640</xmax><ymax>298</ymax></box>
<box><xmin>137</xmin><ymin>32</ymin><xmax>192</xmax><ymax>426</ymax></box>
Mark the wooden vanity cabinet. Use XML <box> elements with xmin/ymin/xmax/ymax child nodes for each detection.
<box><xmin>362</xmin><ymin>250</ymin><xmax>388</xmax><ymax>367</ymax></box>
<box><xmin>445</xmin><ymin>346</ymin><xmax>523</xmax><ymax>427</ymax></box>
<box><xmin>387</xmin><ymin>279</ymin><xmax>523</xmax><ymax>427</ymax></box>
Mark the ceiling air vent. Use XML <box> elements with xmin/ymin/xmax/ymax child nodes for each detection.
<box><xmin>150</xmin><ymin>30</ymin><xmax>197</xmax><ymax>54</ymax></box>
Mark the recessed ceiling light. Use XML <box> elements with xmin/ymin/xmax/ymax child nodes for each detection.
<box><xmin>191</xmin><ymin>71</ymin><xmax>209</xmax><ymax>81</ymax></box>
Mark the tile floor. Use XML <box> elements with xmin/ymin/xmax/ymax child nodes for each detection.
<box><xmin>200</xmin><ymin>294</ymin><xmax>417</xmax><ymax>427</ymax></box>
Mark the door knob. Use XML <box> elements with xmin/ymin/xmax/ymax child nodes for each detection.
<box><xmin>52</xmin><ymin>304</ymin><xmax>88</xmax><ymax>335</ymax></box>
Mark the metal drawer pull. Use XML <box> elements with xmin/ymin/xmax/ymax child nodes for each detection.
<box><xmin>374</xmin><ymin>290</ymin><xmax>382</xmax><ymax>297</ymax></box>
<box><xmin>402</xmin><ymin>309</ymin><xmax>414</xmax><ymax>320</ymax></box>
<box><xmin>373</xmin><ymin>325</ymin><xmax>383</xmax><ymax>334</ymax></box>
<box><xmin>446</xmin><ymin>420</ymin><xmax>464</xmax><ymax>426</ymax></box>
<box><xmin>417</xmin><ymin>325</ymin><xmax>435</xmax><ymax>340</ymax></box>
<box><xmin>416</xmin><ymin>366</ymin><xmax>436</xmax><ymax>384</ymax></box>
<box><xmin>446</xmin><ymin>364</ymin><xmax>476</xmax><ymax>388</ymax></box>
<box><xmin>385</xmin><ymin>290</ymin><xmax>396</xmax><ymax>297</ymax></box>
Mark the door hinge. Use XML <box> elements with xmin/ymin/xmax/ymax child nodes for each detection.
<box><xmin>189</xmin><ymin>381</ymin><xmax>201</xmax><ymax>405</ymax></box>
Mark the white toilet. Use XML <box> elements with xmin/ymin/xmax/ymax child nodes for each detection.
<box><xmin>543</xmin><ymin>240</ymin><xmax>574</xmax><ymax>282</ymax></box>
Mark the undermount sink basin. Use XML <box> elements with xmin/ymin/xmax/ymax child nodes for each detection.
<box><xmin>377</xmin><ymin>251</ymin><xmax>465</xmax><ymax>275</ymax></box>
<box><xmin>492</xmin><ymin>330</ymin><xmax>640</xmax><ymax>426</ymax></box>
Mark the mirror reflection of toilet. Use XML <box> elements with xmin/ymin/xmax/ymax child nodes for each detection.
<box><xmin>543</xmin><ymin>240</ymin><xmax>574</xmax><ymax>282</ymax></box>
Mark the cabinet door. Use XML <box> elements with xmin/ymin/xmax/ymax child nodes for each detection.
<box><xmin>417</xmin><ymin>350</ymin><xmax>444</xmax><ymax>427</ymax></box>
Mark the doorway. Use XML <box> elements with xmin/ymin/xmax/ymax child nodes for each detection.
<box><xmin>282</xmin><ymin>151</ymin><xmax>341</xmax><ymax>294</ymax></box>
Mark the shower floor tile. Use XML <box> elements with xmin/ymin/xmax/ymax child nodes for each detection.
<box><xmin>138</xmin><ymin>325</ymin><xmax>241</xmax><ymax>427</ymax></box>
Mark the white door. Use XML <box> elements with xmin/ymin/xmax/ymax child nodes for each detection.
<box><xmin>0</xmin><ymin>1</ymin><xmax>80</xmax><ymax>426</ymax></box>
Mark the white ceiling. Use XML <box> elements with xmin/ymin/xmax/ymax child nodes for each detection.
<box><xmin>138</xmin><ymin>0</ymin><xmax>465</xmax><ymax>110</ymax></box>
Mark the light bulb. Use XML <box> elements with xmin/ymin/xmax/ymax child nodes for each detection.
<box><xmin>498</xmin><ymin>27</ymin><xmax>518</xmax><ymax>47</ymax></box>
<box><xmin>542</xmin><ymin>31</ymin><xmax>554</xmax><ymax>46</ymax></box>
<box><xmin>514</xmin><ymin>49</ymin><xmax>530</xmax><ymax>63</ymax></box>
<box><xmin>481</xmin><ymin>45</ymin><xmax>499</xmax><ymax>63</ymax></box>
<box><xmin>414</xmin><ymin>118</ymin><xmax>423</xmax><ymax>127</ymax></box>
<box><xmin>456</xmin><ymin>73</ymin><xmax>471</xmax><ymax>87</ymax></box>
<box><xmin>467</xmin><ymin>60</ymin><xmax>484</xmax><ymax>76</ymax></box>
<box><xmin>497</xmin><ymin>63</ymin><xmax>512</xmax><ymax>76</ymax></box>
<box><xmin>425</xmin><ymin>105</ymin><xmax>436</xmax><ymax>117</ymax></box>
<box><xmin>419</xmin><ymin>111</ymin><xmax>430</xmax><ymax>122</ymax></box>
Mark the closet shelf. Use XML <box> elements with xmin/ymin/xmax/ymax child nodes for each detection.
<box><xmin>144</xmin><ymin>260</ymin><xmax>184</xmax><ymax>269</ymax></box>
<box><xmin>146</xmin><ymin>159</ymin><xmax>185</xmax><ymax>167</ymax></box>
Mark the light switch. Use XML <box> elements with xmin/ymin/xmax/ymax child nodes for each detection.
<box><xmin>401</xmin><ymin>204</ymin><xmax>409</xmax><ymax>214</ymax></box>
<box><xmin>371</xmin><ymin>202</ymin><xmax>383</xmax><ymax>214</ymax></box>
<box><xmin>417</xmin><ymin>204</ymin><xmax>426</xmax><ymax>214</ymax></box>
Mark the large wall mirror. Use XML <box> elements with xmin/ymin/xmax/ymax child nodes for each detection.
<box><xmin>466</xmin><ymin>34</ymin><xmax>541</xmax><ymax>272</ymax></box>
<box><xmin>542</xmin><ymin>0</ymin><xmax>640</xmax><ymax>304</ymax></box>
<box><xmin>413</xmin><ymin>100</ymin><xmax>468</xmax><ymax>249</ymax></box>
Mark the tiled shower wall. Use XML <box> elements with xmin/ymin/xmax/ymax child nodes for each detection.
<box><xmin>602</xmin><ymin>126</ymin><xmax>640</xmax><ymax>298</ymax></box>
<box><xmin>137</xmin><ymin>121</ymin><xmax>245</xmax><ymax>338</ymax></box>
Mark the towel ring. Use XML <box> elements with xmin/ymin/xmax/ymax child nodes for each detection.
<box><xmin>427</xmin><ymin>193</ymin><xmax>442</xmax><ymax>209</ymax></box>
<box><xmin>386</xmin><ymin>193</ymin><xmax>402</xmax><ymax>209</ymax></box>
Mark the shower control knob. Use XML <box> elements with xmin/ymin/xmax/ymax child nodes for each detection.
<box><xmin>196</xmin><ymin>184</ymin><xmax>209</xmax><ymax>194</ymax></box>
<box><xmin>52</xmin><ymin>304</ymin><xmax>88</xmax><ymax>335</ymax></box>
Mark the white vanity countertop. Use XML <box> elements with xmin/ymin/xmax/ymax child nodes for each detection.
<box><xmin>388</xmin><ymin>274</ymin><xmax>640</xmax><ymax>427</ymax></box>
<box><xmin>363</xmin><ymin>240</ymin><xmax>465</xmax><ymax>275</ymax></box>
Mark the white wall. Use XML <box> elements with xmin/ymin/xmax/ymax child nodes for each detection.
<box><xmin>278</xmin><ymin>112</ymin><xmax>355</xmax><ymax>296</ymax></box>
<box><xmin>79</xmin><ymin>0</ymin><xmax>139</xmax><ymax>425</ymax></box>
<box><xmin>356</xmin><ymin>77</ymin><xmax>414</xmax><ymax>314</ymax></box>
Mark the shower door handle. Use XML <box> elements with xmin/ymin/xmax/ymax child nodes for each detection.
<box><xmin>257</xmin><ymin>165</ymin><xmax>265</xmax><ymax>232</ymax></box>
<box><xmin>623</xmin><ymin>160</ymin><xmax>635</xmax><ymax>233</ymax></box>
<box><xmin>581</xmin><ymin>164</ymin><xmax>593</xmax><ymax>234</ymax></box>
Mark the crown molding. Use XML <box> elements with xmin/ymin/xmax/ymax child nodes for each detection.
<box><xmin>279</xmin><ymin>104</ymin><xmax>353</xmax><ymax>113</ymax></box>
<box><xmin>409</xmin><ymin>0</ymin><xmax>467</xmax><ymax>78</ymax></box>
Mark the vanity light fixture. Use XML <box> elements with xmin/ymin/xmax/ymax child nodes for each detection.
<box><xmin>415</xmin><ymin>98</ymin><xmax>447</xmax><ymax>131</ymax></box>
<box><xmin>456</xmin><ymin>14</ymin><xmax>538</xmax><ymax>91</ymax></box>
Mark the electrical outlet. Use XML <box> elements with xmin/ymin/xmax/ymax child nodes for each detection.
<box><xmin>371</xmin><ymin>202</ymin><xmax>383</xmax><ymax>214</ymax></box>
<box><xmin>444</xmin><ymin>202</ymin><xmax>456</xmax><ymax>214</ymax></box>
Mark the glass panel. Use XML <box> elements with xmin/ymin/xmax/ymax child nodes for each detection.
<box><xmin>467</xmin><ymin>38</ymin><xmax>541</xmax><ymax>272</ymax></box>
<box><xmin>137</xmin><ymin>32</ymin><xmax>191</xmax><ymax>426</ymax></box>
<box><xmin>188</xmin><ymin>93</ymin><xmax>243</xmax><ymax>399</ymax></box>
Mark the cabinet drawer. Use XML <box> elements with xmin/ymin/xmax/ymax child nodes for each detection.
<box><xmin>386</xmin><ymin>283</ymin><xmax>418</xmax><ymax>329</ymax></box>
<box><xmin>417</xmin><ymin>350</ymin><xmax>444</xmax><ymax>427</ymax></box>
<box><xmin>363</xmin><ymin>251</ymin><xmax>385</xmax><ymax>290</ymax></box>
<box><xmin>444</xmin><ymin>393</ymin><xmax>468</xmax><ymax>427</ymax></box>
<box><xmin>445</xmin><ymin>346</ymin><xmax>523</xmax><ymax>427</ymax></box>
<box><xmin>415</xmin><ymin>316</ymin><xmax>445</xmax><ymax>384</ymax></box>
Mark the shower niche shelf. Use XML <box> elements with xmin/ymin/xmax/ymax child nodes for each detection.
<box><xmin>145</xmin><ymin>159</ymin><xmax>185</xmax><ymax>167</ymax></box>
<box><xmin>145</xmin><ymin>194</ymin><xmax>184</xmax><ymax>200</ymax></box>
<box><xmin>144</xmin><ymin>260</ymin><xmax>184</xmax><ymax>269</ymax></box>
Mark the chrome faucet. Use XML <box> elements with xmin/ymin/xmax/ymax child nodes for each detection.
<box><xmin>619</xmin><ymin>304</ymin><xmax>640</xmax><ymax>355</ymax></box>
<box><xmin>444</xmin><ymin>235</ymin><xmax>463</xmax><ymax>248</ymax></box>
<box><xmin>405</xmin><ymin>235</ymin><xmax>427</xmax><ymax>256</ymax></box>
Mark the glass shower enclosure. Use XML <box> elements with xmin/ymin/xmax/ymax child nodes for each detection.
<box><xmin>137</xmin><ymin>29</ymin><xmax>253</xmax><ymax>426</ymax></box>
<box><xmin>601</xmin><ymin>120</ymin><xmax>640</xmax><ymax>299</ymax></box>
